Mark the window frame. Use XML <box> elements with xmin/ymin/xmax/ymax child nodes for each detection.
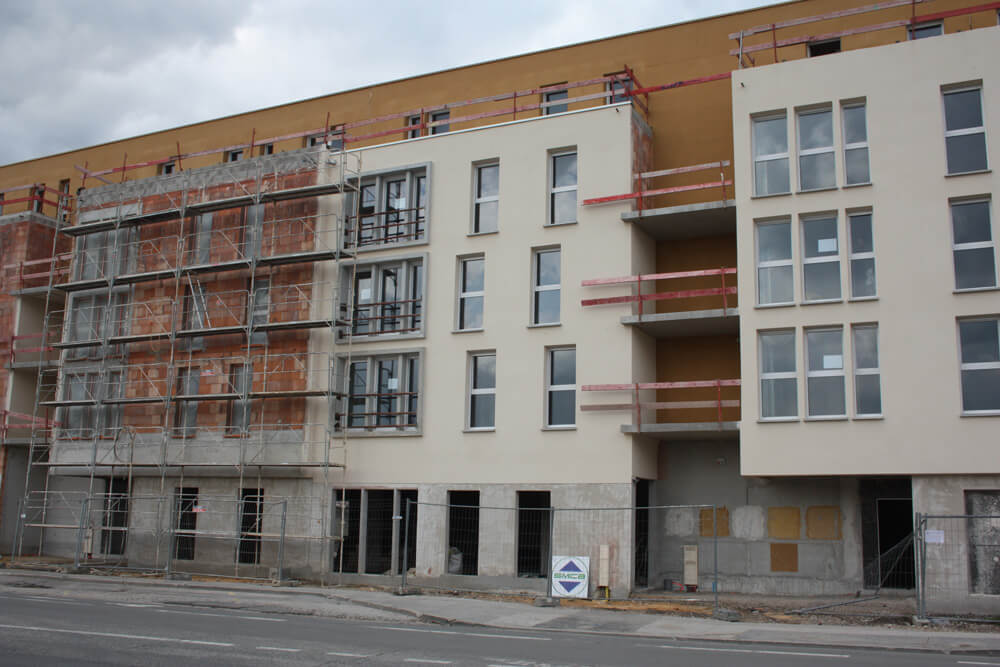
<box><xmin>472</xmin><ymin>161</ymin><xmax>500</xmax><ymax>234</ymax></box>
<box><xmin>258</xmin><ymin>143</ymin><xmax>274</xmax><ymax>156</ymax></box>
<box><xmin>456</xmin><ymin>255</ymin><xmax>485</xmax><ymax>332</ymax></box>
<box><xmin>173</xmin><ymin>366</ymin><xmax>201</xmax><ymax>438</ymax></box>
<box><xmin>340</xmin><ymin>351</ymin><xmax>422</xmax><ymax>432</ymax></box>
<box><xmin>805</xmin><ymin>326</ymin><xmax>847</xmax><ymax>419</ymax></box>
<box><xmin>225</xmin><ymin>149</ymin><xmax>243</xmax><ymax>163</ymax></box>
<box><xmin>344</xmin><ymin>255</ymin><xmax>426</xmax><ymax>338</ymax></box>
<box><xmin>605</xmin><ymin>74</ymin><xmax>633</xmax><ymax>104</ymax></box>
<box><xmin>430</xmin><ymin>110</ymin><xmax>450</xmax><ymax>135</ymax></box>
<box><xmin>943</xmin><ymin>85</ymin><xmax>989</xmax><ymax>175</ymax></box>
<box><xmin>532</xmin><ymin>246</ymin><xmax>561</xmax><ymax>326</ymax></box>
<box><xmin>841</xmin><ymin>102</ymin><xmax>870</xmax><ymax>186</ymax></box>
<box><xmin>407</xmin><ymin>114</ymin><xmax>422</xmax><ymax>139</ymax></box>
<box><xmin>950</xmin><ymin>197</ymin><xmax>997</xmax><ymax>291</ymax></box>
<box><xmin>797</xmin><ymin>106</ymin><xmax>836</xmax><ymax>191</ymax></box>
<box><xmin>957</xmin><ymin>317</ymin><xmax>1000</xmax><ymax>415</ymax></box>
<box><xmin>349</xmin><ymin>164</ymin><xmax>430</xmax><ymax>251</ymax></box>
<box><xmin>543</xmin><ymin>89</ymin><xmax>568</xmax><ymax>115</ymax></box>
<box><xmin>755</xmin><ymin>219</ymin><xmax>794</xmax><ymax>306</ymax></box>
<box><xmin>852</xmin><ymin>324</ymin><xmax>883</xmax><ymax>418</ymax></box>
<box><xmin>848</xmin><ymin>210</ymin><xmax>877</xmax><ymax>300</ymax></box>
<box><xmin>801</xmin><ymin>214</ymin><xmax>842</xmax><ymax>303</ymax></box>
<box><xmin>908</xmin><ymin>22</ymin><xmax>942</xmax><ymax>39</ymax></box>
<box><xmin>225</xmin><ymin>363</ymin><xmax>251</xmax><ymax>436</ymax></box>
<box><xmin>548</xmin><ymin>150</ymin><xmax>578</xmax><ymax>226</ymax></box>
<box><xmin>752</xmin><ymin>112</ymin><xmax>790</xmax><ymax>197</ymax></box>
<box><xmin>759</xmin><ymin>329</ymin><xmax>798</xmax><ymax>420</ymax></box>
<box><xmin>545</xmin><ymin>346</ymin><xmax>576</xmax><ymax>428</ymax></box>
<box><xmin>467</xmin><ymin>351</ymin><xmax>497</xmax><ymax>431</ymax></box>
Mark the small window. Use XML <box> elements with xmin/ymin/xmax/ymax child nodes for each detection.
<box><xmin>951</xmin><ymin>199</ymin><xmax>996</xmax><ymax>290</ymax></box>
<box><xmin>457</xmin><ymin>256</ymin><xmax>484</xmax><ymax>331</ymax></box>
<box><xmin>909</xmin><ymin>22</ymin><xmax>942</xmax><ymax>39</ymax></box>
<box><xmin>544</xmin><ymin>89</ymin><xmax>568</xmax><ymax>115</ymax></box>
<box><xmin>407</xmin><ymin>115</ymin><xmax>422</xmax><ymax>139</ymax></box>
<box><xmin>532</xmin><ymin>248</ymin><xmax>560</xmax><ymax>325</ymax></box>
<box><xmin>842</xmin><ymin>103</ymin><xmax>870</xmax><ymax>185</ymax></box>
<box><xmin>546</xmin><ymin>347</ymin><xmax>576</xmax><ymax>427</ymax></box>
<box><xmin>159</xmin><ymin>162</ymin><xmax>175</xmax><ymax>176</ymax></box>
<box><xmin>806</xmin><ymin>328</ymin><xmax>845</xmax><ymax>418</ymax></box>
<box><xmin>606</xmin><ymin>75</ymin><xmax>632</xmax><ymax>104</ymax></box>
<box><xmin>756</xmin><ymin>220</ymin><xmax>793</xmax><ymax>305</ymax></box>
<box><xmin>848</xmin><ymin>212</ymin><xmax>877</xmax><ymax>298</ymax></box>
<box><xmin>853</xmin><ymin>324</ymin><xmax>882</xmax><ymax>417</ymax></box>
<box><xmin>798</xmin><ymin>108</ymin><xmax>835</xmax><ymax>190</ymax></box>
<box><xmin>430</xmin><ymin>110</ymin><xmax>449</xmax><ymax>135</ymax></box>
<box><xmin>943</xmin><ymin>86</ymin><xmax>988</xmax><ymax>174</ymax></box>
<box><xmin>808</xmin><ymin>39</ymin><xmax>841</xmax><ymax>57</ymax></box>
<box><xmin>473</xmin><ymin>163</ymin><xmax>499</xmax><ymax>234</ymax></box>
<box><xmin>802</xmin><ymin>215</ymin><xmax>841</xmax><ymax>302</ymax></box>
<box><xmin>759</xmin><ymin>330</ymin><xmax>797</xmax><ymax>419</ymax></box>
<box><xmin>468</xmin><ymin>353</ymin><xmax>496</xmax><ymax>429</ymax></box>
<box><xmin>549</xmin><ymin>151</ymin><xmax>577</xmax><ymax>225</ymax></box>
<box><xmin>307</xmin><ymin>130</ymin><xmax>344</xmax><ymax>149</ymax></box>
<box><xmin>753</xmin><ymin>114</ymin><xmax>790</xmax><ymax>196</ymax></box>
<box><xmin>958</xmin><ymin>318</ymin><xmax>1000</xmax><ymax>413</ymax></box>
<box><xmin>225</xmin><ymin>149</ymin><xmax>243</xmax><ymax>163</ymax></box>
<box><xmin>258</xmin><ymin>143</ymin><xmax>274</xmax><ymax>156</ymax></box>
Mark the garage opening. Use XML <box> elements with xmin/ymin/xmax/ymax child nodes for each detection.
<box><xmin>517</xmin><ymin>491</ymin><xmax>551</xmax><ymax>578</ymax></box>
<box><xmin>448</xmin><ymin>490</ymin><xmax>479</xmax><ymax>575</ymax></box>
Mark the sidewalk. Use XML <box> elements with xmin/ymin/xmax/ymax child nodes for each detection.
<box><xmin>2</xmin><ymin>567</ymin><xmax>998</xmax><ymax>655</ymax></box>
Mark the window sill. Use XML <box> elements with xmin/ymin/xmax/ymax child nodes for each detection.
<box><xmin>463</xmin><ymin>427</ymin><xmax>495</xmax><ymax>433</ymax></box>
<box><xmin>953</xmin><ymin>286</ymin><xmax>999</xmax><ymax>294</ymax></box>
<box><xmin>527</xmin><ymin>322</ymin><xmax>561</xmax><ymax>329</ymax></box>
<box><xmin>804</xmin><ymin>415</ymin><xmax>848</xmax><ymax>422</ymax></box>
<box><xmin>347</xmin><ymin>331</ymin><xmax>426</xmax><ymax>342</ymax></box>
<box><xmin>750</xmin><ymin>191</ymin><xmax>792</xmax><ymax>200</ymax></box>
<box><xmin>542</xmin><ymin>425</ymin><xmax>576</xmax><ymax>431</ymax></box>
<box><xmin>960</xmin><ymin>411</ymin><xmax>1000</xmax><ymax>417</ymax></box>
<box><xmin>452</xmin><ymin>328</ymin><xmax>484</xmax><ymax>334</ymax></box>
<box><xmin>755</xmin><ymin>302</ymin><xmax>795</xmax><ymax>309</ymax></box>
<box><xmin>468</xmin><ymin>230</ymin><xmax>499</xmax><ymax>237</ymax></box>
<box><xmin>945</xmin><ymin>168</ymin><xmax>991</xmax><ymax>178</ymax></box>
<box><xmin>796</xmin><ymin>186</ymin><xmax>838</xmax><ymax>194</ymax></box>
<box><xmin>757</xmin><ymin>417</ymin><xmax>798</xmax><ymax>423</ymax></box>
<box><xmin>335</xmin><ymin>428</ymin><xmax>422</xmax><ymax>437</ymax></box>
<box><xmin>843</xmin><ymin>181</ymin><xmax>873</xmax><ymax>189</ymax></box>
<box><xmin>545</xmin><ymin>221</ymin><xmax>578</xmax><ymax>228</ymax></box>
<box><xmin>349</xmin><ymin>238</ymin><xmax>429</xmax><ymax>254</ymax></box>
<box><xmin>848</xmin><ymin>296</ymin><xmax>878</xmax><ymax>302</ymax></box>
<box><xmin>853</xmin><ymin>414</ymin><xmax>883</xmax><ymax>420</ymax></box>
<box><xmin>802</xmin><ymin>298</ymin><xmax>843</xmax><ymax>306</ymax></box>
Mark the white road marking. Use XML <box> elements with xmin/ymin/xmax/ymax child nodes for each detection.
<box><xmin>0</xmin><ymin>594</ymin><xmax>89</xmax><ymax>606</ymax></box>
<box><xmin>404</xmin><ymin>660</ymin><xmax>452</xmax><ymax>665</ymax></box>
<box><xmin>958</xmin><ymin>662</ymin><xmax>1000</xmax><ymax>666</ymax></box>
<box><xmin>382</xmin><ymin>626</ymin><xmax>549</xmax><ymax>641</ymax></box>
<box><xmin>661</xmin><ymin>645</ymin><xmax>848</xmax><ymax>659</ymax></box>
<box><xmin>328</xmin><ymin>652</ymin><xmax>370</xmax><ymax>658</ymax></box>
<box><xmin>0</xmin><ymin>622</ymin><xmax>233</xmax><ymax>647</ymax></box>
<box><xmin>256</xmin><ymin>646</ymin><xmax>301</xmax><ymax>652</ymax></box>
<box><xmin>154</xmin><ymin>608</ymin><xmax>284</xmax><ymax>622</ymax></box>
<box><xmin>114</xmin><ymin>603</ymin><xmax>162</xmax><ymax>608</ymax></box>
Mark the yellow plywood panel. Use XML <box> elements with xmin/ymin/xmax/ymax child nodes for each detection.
<box><xmin>699</xmin><ymin>506</ymin><xmax>730</xmax><ymax>537</ymax></box>
<box><xmin>770</xmin><ymin>543</ymin><xmax>799</xmax><ymax>573</ymax></box>
<box><xmin>806</xmin><ymin>506</ymin><xmax>842</xmax><ymax>540</ymax></box>
<box><xmin>767</xmin><ymin>506</ymin><xmax>801</xmax><ymax>540</ymax></box>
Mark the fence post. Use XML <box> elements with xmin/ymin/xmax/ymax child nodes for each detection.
<box><xmin>401</xmin><ymin>500</ymin><xmax>411</xmax><ymax>591</ymax></box>
<box><xmin>713</xmin><ymin>503</ymin><xmax>719</xmax><ymax>613</ymax></box>
<box><xmin>546</xmin><ymin>507</ymin><xmax>555</xmax><ymax>598</ymax></box>
<box><xmin>276</xmin><ymin>500</ymin><xmax>287</xmax><ymax>583</ymax></box>
<box><xmin>166</xmin><ymin>496</ymin><xmax>176</xmax><ymax>576</ymax></box>
<box><xmin>915</xmin><ymin>512</ymin><xmax>926</xmax><ymax>619</ymax></box>
<box><xmin>73</xmin><ymin>497</ymin><xmax>90</xmax><ymax>570</ymax></box>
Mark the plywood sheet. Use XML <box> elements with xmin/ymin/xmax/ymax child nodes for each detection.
<box><xmin>770</xmin><ymin>543</ymin><xmax>798</xmax><ymax>572</ymax></box>
<box><xmin>699</xmin><ymin>506</ymin><xmax>730</xmax><ymax>537</ymax></box>
<box><xmin>806</xmin><ymin>505</ymin><xmax>841</xmax><ymax>540</ymax></box>
<box><xmin>767</xmin><ymin>506</ymin><xmax>800</xmax><ymax>539</ymax></box>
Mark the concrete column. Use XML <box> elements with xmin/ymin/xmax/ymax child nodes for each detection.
<box><xmin>414</xmin><ymin>484</ymin><xmax>446</xmax><ymax>577</ymax></box>
<box><xmin>478</xmin><ymin>486</ymin><xmax>515</xmax><ymax>577</ymax></box>
<box><xmin>357</xmin><ymin>489</ymin><xmax>368</xmax><ymax>574</ymax></box>
<box><xmin>839</xmin><ymin>477</ymin><xmax>863</xmax><ymax>586</ymax></box>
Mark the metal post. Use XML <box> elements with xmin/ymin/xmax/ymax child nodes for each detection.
<box><xmin>401</xmin><ymin>500</ymin><xmax>411</xmax><ymax>591</ymax></box>
<box><xmin>166</xmin><ymin>495</ymin><xmax>176</xmax><ymax>575</ymax></box>
<box><xmin>73</xmin><ymin>497</ymin><xmax>90</xmax><ymax>570</ymax></box>
<box><xmin>916</xmin><ymin>512</ymin><xmax>927</xmax><ymax>619</ymax></box>
<box><xmin>14</xmin><ymin>497</ymin><xmax>24</xmax><ymax>561</ymax></box>
<box><xmin>276</xmin><ymin>500</ymin><xmax>287</xmax><ymax>583</ymax></box>
<box><xmin>712</xmin><ymin>504</ymin><xmax>719</xmax><ymax>613</ymax></box>
<box><xmin>545</xmin><ymin>507</ymin><xmax>555</xmax><ymax>597</ymax></box>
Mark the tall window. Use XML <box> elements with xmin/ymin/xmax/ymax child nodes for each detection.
<box><xmin>842</xmin><ymin>103</ymin><xmax>870</xmax><ymax>185</ymax></box>
<box><xmin>189</xmin><ymin>213</ymin><xmax>213</xmax><ymax>266</ymax></box>
<box><xmin>806</xmin><ymin>328</ymin><xmax>846</xmax><ymax>418</ymax></box>
<box><xmin>248</xmin><ymin>277</ymin><xmax>269</xmax><ymax>345</ymax></box>
<box><xmin>343</xmin><ymin>353</ymin><xmax>420</xmax><ymax>430</ymax></box>
<box><xmin>756</xmin><ymin>220</ymin><xmax>793</xmax><ymax>305</ymax></box>
<box><xmin>544</xmin><ymin>89</ymin><xmax>568</xmax><ymax>115</ymax></box>
<box><xmin>533</xmin><ymin>248</ymin><xmax>560</xmax><ymax>325</ymax></box>
<box><xmin>853</xmin><ymin>325</ymin><xmax>882</xmax><ymax>417</ymax></box>
<box><xmin>473</xmin><ymin>163</ymin><xmax>499</xmax><ymax>234</ymax></box>
<box><xmin>951</xmin><ymin>199</ymin><xmax>996</xmax><ymax>290</ymax></box>
<box><xmin>848</xmin><ymin>212</ymin><xmax>876</xmax><ymax>298</ymax></box>
<box><xmin>457</xmin><ymin>257</ymin><xmax>484</xmax><ymax>331</ymax></box>
<box><xmin>798</xmin><ymin>108</ymin><xmax>835</xmax><ymax>190</ymax></box>
<box><xmin>407</xmin><ymin>114</ymin><xmax>422</xmax><ymax>139</ymax></box>
<box><xmin>173</xmin><ymin>367</ymin><xmax>200</xmax><ymax>437</ymax></box>
<box><xmin>350</xmin><ymin>167</ymin><xmax>428</xmax><ymax>248</ymax></box>
<box><xmin>549</xmin><ymin>151</ymin><xmax>577</xmax><ymax>225</ymax></box>
<box><xmin>546</xmin><ymin>347</ymin><xmax>575</xmax><ymax>427</ymax></box>
<box><xmin>173</xmin><ymin>487</ymin><xmax>198</xmax><ymax>560</ymax></box>
<box><xmin>943</xmin><ymin>86</ymin><xmax>988</xmax><ymax>174</ymax></box>
<box><xmin>468</xmin><ymin>353</ymin><xmax>496</xmax><ymax>430</ymax></box>
<box><xmin>238</xmin><ymin>488</ymin><xmax>263</xmax><ymax>565</ymax></box>
<box><xmin>61</xmin><ymin>371</ymin><xmax>122</xmax><ymax>438</ymax></box>
<box><xmin>759</xmin><ymin>330</ymin><xmax>796</xmax><ymax>419</ymax></box>
<box><xmin>802</xmin><ymin>215</ymin><xmax>841</xmax><ymax>302</ymax></box>
<box><xmin>958</xmin><ymin>318</ymin><xmax>1000</xmax><ymax>413</ymax></box>
<box><xmin>226</xmin><ymin>364</ymin><xmax>250</xmax><ymax>435</ymax></box>
<box><xmin>430</xmin><ymin>110</ymin><xmax>449</xmax><ymax>135</ymax></box>
<box><xmin>753</xmin><ymin>114</ymin><xmax>790</xmax><ymax>196</ymax></box>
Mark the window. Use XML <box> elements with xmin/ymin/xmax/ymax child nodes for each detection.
<box><xmin>58</xmin><ymin>179</ymin><xmax>71</xmax><ymax>222</ymax></box>
<box><xmin>32</xmin><ymin>185</ymin><xmax>43</xmax><ymax>213</ymax></box>
<box><xmin>759</xmin><ymin>330</ymin><xmax>797</xmax><ymax>419</ymax></box>
<box><xmin>753</xmin><ymin>114</ymin><xmax>790</xmax><ymax>196</ymax></box>
<box><xmin>174</xmin><ymin>487</ymin><xmax>198</xmax><ymax>560</ymax></box>
<box><xmin>909</xmin><ymin>22</ymin><xmax>942</xmax><ymax>39</ymax></box>
<box><xmin>307</xmin><ymin>130</ymin><xmax>344</xmax><ymax>150</ymax></box>
<box><xmin>430</xmin><ymin>110</ymin><xmax>449</xmax><ymax>135</ymax></box>
<box><xmin>407</xmin><ymin>114</ymin><xmax>422</xmax><ymax>139</ymax></box>
<box><xmin>238</xmin><ymin>488</ymin><xmax>263</xmax><ymax>564</ymax></box>
<box><xmin>802</xmin><ymin>215</ymin><xmax>841</xmax><ymax>302</ymax></box>
<box><xmin>349</xmin><ymin>166</ymin><xmax>428</xmax><ymax>249</ymax></box>
<box><xmin>468</xmin><ymin>353</ymin><xmax>496</xmax><ymax>429</ymax></box>
<box><xmin>756</xmin><ymin>220</ymin><xmax>793</xmax><ymax>305</ymax></box>
<box><xmin>473</xmin><ymin>163</ymin><xmax>499</xmax><ymax>233</ymax></box>
<box><xmin>457</xmin><ymin>256</ymin><xmax>484</xmax><ymax>331</ymax></box>
<box><xmin>249</xmin><ymin>277</ymin><xmax>269</xmax><ymax>345</ymax></box>
<box><xmin>226</xmin><ymin>364</ymin><xmax>250</xmax><ymax>435</ymax></box>
<box><xmin>606</xmin><ymin>75</ymin><xmax>632</xmax><ymax>103</ymax></box>
<box><xmin>60</xmin><ymin>370</ymin><xmax>122</xmax><ymax>438</ymax></box>
<box><xmin>546</xmin><ymin>347</ymin><xmax>575</xmax><ymax>427</ymax></box>
<box><xmin>533</xmin><ymin>248</ymin><xmax>560</xmax><ymax>325</ymax></box>
<box><xmin>68</xmin><ymin>291</ymin><xmax>127</xmax><ymax>349</ymax></box>
<box><xmin>544</xmin><ymin>89</ymin><xmax>568</xmax><ymax>115</ymax></box>
<box><xmin>806</xmin><ymin>328</ymin><xmax>846</xmax><ymax>418</ymax></box>
<box><xmin>958</xmin><ymin>318</ymin><xmax>1000</xmax><ymax>413</ymax></box>
<box><xmin>848</xmin><ymin>212</ymin><xmax>877</xmax><ymax>298</ymax></box>
<box><xmin>76</xmin><ymin>229</ymin><xmax>129</xmax><ymax>281</ymax></box>
<box><xmin>808</xmin><ymin>39</ymin><xmax>841</xmax><ymax>56</ymax></box>
<box><xmin>951</xmin><ymin>199</ymin><xmax>996</xmax><ymax>290</ymax></box>
<box><xmin>943</xmin><ymin>86</ymin><xmax>988</xmax><ymax>174</ymax></box>
<box><xmin>549</xmin><ymin>151</ymin><xmax>577</xmax><ymax>225</ymax></box>
<box><xmin>173</xmin><ymin>367</ymin><xmax>200</xmax><ymax>437</ymax></box>
<box><xmin>348</xmin><ymin>257</ymin><xmax>424</xmax><ymax>336</ymax></box>
<box><xmin>342</xmin><ymin>353</ymin><xmax>420</xmax><ymax>430</ymax></box>
<box><xmin>842</xmin><ymin>103</ymin><xmax>870</xmax><ymax>185</ymax></box>
<box><xmin>798</xmin><ymin>108</ymin><xmax>835</xmax><ymax>190</ymax></box>
<box><xmin>225</xmin><ymin>149</ymin><xmax>243</xmax><ymax>163</ymax></box>
<box><xmin>853</xmin><ymin>325</ymin><xmax>882</xmax><ymax>417</ymax></box>
<box><xmin>258</xmin><ymin>143</ymin><xmax>273</xmax><ymax>156</ymax></box>
<box><xmin>159</xmin><ymin>162</ymin><xmax>175</xmax><ymax>175</ymax></box>
<box><xmin>0</xmin><ymin>192</ymin><xmax>4</xmax><ymax>215</ymax></box>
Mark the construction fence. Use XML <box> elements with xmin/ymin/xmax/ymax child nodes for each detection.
<box><xmin>916</xmin><ymin>513</ymin><xmax>1000</xmax><ymax>622</ymax></box>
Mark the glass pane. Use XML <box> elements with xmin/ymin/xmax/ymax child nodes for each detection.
<box><xmin>849</xmin><ymin>214</ymin><xmax>873</xmax><ymax>253</ymax></box>
<box><xmin>548</xmin><ymin>389</ymin><xmax>575</xmax><ymax>426</ymax></box>
<box><xmin>407</xmin><ymin>358</ymin><xmax>419</xmax><ymax>426</ymax></box>
<box><xmin>808</xmin><ymin>376</ymin><xmax>846</xmax><ymax>416</ymax></box>
<box><xmin>910</xmin><ymin>23</ymin><xmax>942</xmax><ymax>39</ymax></box>
<box><xmin>799</xmin><ymin>110</ymin><xmax>833</xmax><ymax>150</ymax></box>
<box><xmin>753</xmin><ymin>117</ymin><xmax>787</xmax><ymax>156</ymax></box>
<box><xmin>760</xmin><ymin>331</ymin><xmax>795</xmax><ymax>373</ymax></box>
<box><xmin>536</xmin><ymin>250</ymin><xmax>560</xmax><ymax>286</ymax></box>
<box><xmin>460</xmin><ymin>296</ymin><xmax>483</xmax><ymax>329</ymax></box>
<box><xmin>946</xmin><ymin>134</ymin><xmax>988</xmax><ymax>174</ymax></box>
<box><xmin>758</xmin><ymin>266</ymin><xmax>793</xmax><ymax>304</ymax></box>
<box><xmin>804</xmin><ymin>262</ymin><xmax>841</xmax><ymax>301</ymax></box>
<box><xmin>546</xmin><ymin>90</ymin><xmax>568</xmax><ymax>115</ymax></box>
<box><xmin>348</xmin><ymin>362</ymin><xmax>367</xmax><ymax>427</ymax></box>
<box><xmin>462</xmin><ymin>259</ymin><xmax>484</xmax><ymax>292</ymax></box>
<box><xmin>473</xmin><ymin>355</ymin><xmax>496</xmax><ymax>389</ymax></box>
<box><xmin>477</xmin><ymin>165</ymin><xmax>499</xmax><ymax>197</ymax></box>
<box><xmin>535</xmin><ymin>289</ymin><xmax>560</xmax><ymax>324</ymax></box>
<box><xmin>550</xmin><ymin>348</ymin><xmax>576</xmax><ymax>385</ymax></box>
<box><xmin>551</xmin><ymin>190</ymin><xmax>577</xmax><ymax>224</ymax></box>
<box><xmin>961</xmin><ymin>369</ymin><xmax>1000</xmax><ymax>411</ymax></box>
<box><xmin>471</xmin><ymin>394</ymin><xmax>496</xmax><ymax>428</ymax></box>
<box><xmin>754</xmin><ymin>157</ymin><xmax>789</xmax><ymax>195</ymax></box>
<box><xmin>960</xmin><ymin>320</ymin><xmax>1000</xmax><ymax>363</ymax></box>
<box><xmin>761</xmin><ymin>378</ymin><xmax>797</xmax><ymax>418</ymax></box>
<box><xmin>758</xmin><ymin>222</ymin><xmax>791</xmax><ymax>261</ymax></box>
<box><xmin>377</xmin><ymin>359</ymin><xmax>398</xmax><ymax>426</ymax></box>
<box><xmin>952</xmin><ymin>201</ymin><xmax>992</xmax><ymax>244</ymax></box>
<box><xmin>851</xmin><ymin>258</ymin><xmax>877</xmax><ymax>298</ymax></box>
<box><xmin>944</xmin><ymin>89</ymin><xmax>983</xmax><ymax>131</ymax></box>
<box><xmin>843</xmin><ymin>105</ymin><xmax>867</xmax><ymax>144</ymax></box>
<box><xmin>844</xmin><ymin>147</ymin><xmax>870</xmax><ymax>184</ymax></box>
<box><xmin>856</xmin><ymin>374</ymin><xmax>882</xmax><ymax>415</ymax></box>
<box><xmin>954</xmin><ymin>248</ymin><xmax>997</xmax><ymax>289</ymax></box>
<box><xmin>854</xmin><ymin>327</ymin><xmax>879</xmax><ymax>369</ymax></box>
<box><xmin>807</xmin><ymin>329</ymin><xmax>842</xmax><ymax>372</ymax></box>
<box><xmin>475</xmin><ymin>200</ymin><xmax>498</xmax><ymax>233</ymax></box>
<box><xmin>552</xmin><ymin>153</ymin><xmax>577</xmax><ymax>188</ymax></box>
<box><xmin>804</xmin><ymin>218</ymin><xmax>838</xmax><ymax>258</ymax></box>
<box><xmin>800</xmin><ymin>152</ymin><xmax>836</xmax><ymax>190</ymax></box>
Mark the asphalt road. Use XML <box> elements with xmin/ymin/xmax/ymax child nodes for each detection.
<box><xmin>0</xmin><ymin>588</ymin><xmax>994</xmax><ymax>666</ymax></box>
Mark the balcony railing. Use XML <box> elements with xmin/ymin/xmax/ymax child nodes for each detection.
<box><xmin>581</xmin><ymin>379</ymin><xmax>741</xmax><ymax>428</ymax></box>
<box><xmin>582</xmin><ymin>267</ymin><xmax>737</xmax><ymax>316</ymax></box>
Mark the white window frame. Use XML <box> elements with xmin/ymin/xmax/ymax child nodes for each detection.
<box><xmin>532</xmin><ymin>247</ymin><xmax>561</xmax><ymax>325</ymax></box>
<box><xmin>805</xmin><ymin>327</ymin><xmax>846</xmax><ymax>419</ymax></box>
<box><xmin>548</xmin><ymin>150</ymin><xmax>577</xmax><ymax>226</ymax></box>
<box><xmin>226</xmin><ymin>149</ymin><xmax>243</xmax><ymax>163</ymax></box>
<box><xmin>544</xmin><ymin>89</ymin><xmax>568</xmax><ymax>115</ymax></box>
<box><xmin>159</xmin><ymin>162</ymin><xmax>175</xmax><ymax>176</ymax></box>
<box><xmin>797</xmin><ymin>107</ymin><xmax>835</xmax><ymax>191</ymax></box>
<box><xmin>467</xmin><ymin>352</ymin><xmax>497</xmax><ymax>431</ymax></box>
<box><xmin>848</xmin><ymin>211</ymin><xmax>877</xmax><ymax>299</ymax></box>
<box><xmin>430</xmin><ymin>110</ymin><xmax>449</xmax><ymax>135</ymax></box>
<box><xmin>801</xmin><ymin>214</ymin><xmax>842</xmax><ymax>303</ymax></box>
<box><xmin>341</xmin><ymin>352</ymin><xmax>421</xmax><ymax>432</ymax></box>
<box><xmin>752</xmin><ymin>113</ymin><xmax>790</xmax><ymax>196</ymax></box>
<box><xmin>756</xmin><ymin>219</ymin><xmax>794</xmax><ymax>306</ymax></box>
<box><xmin>957</xmin><ymin>317</ymin><xmax>1000</xmax><ymax>415</ymax></box>
<box><xmin>950</xmin><ymin>197</ymin><xmax>997</xmax><ymax>290</ymax></box>
<box><xmin>456</xmin><ymin>255</ymin><xmax>485</xmax><ymax>332</ymax></box>
<box><xmin>258</xmin><ymin>143</ymin><xmax>274</xmax><ymax>156</ymax></box>
<box><xmin>943</xmin><ymin>85</ymin><xmax>989</xmax><ymax>174</ymax></box>
<box><xmin>545</xmin><ymin>346</ymin><xmax>576</xmax><ymax>428</ymax></box>
<box><xmin>841</xmin><ymin>102</ymin><xmax>870</xmax><ymax>185</ymax></box>
<box><xmin>472</xmin><ymin>162</ymin><xmax>499</xmax><ymax>234</ymax></box>
<box><xmin>759</xmin><ymin>329</ymin><xmax>797</xmax><ymax>420</ymax></box>
<box><xmin>852</xmin><ymin>324</ymin><xmax>882</xmax><ymax>418</ymax></box>
<box><xmin>407</xmin><ymin>114</ymin><xmax>422</xmax><ymax>139</ymax></box>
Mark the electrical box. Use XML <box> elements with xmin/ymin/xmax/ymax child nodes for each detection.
<box><xmin>683</xmin><ymin>545</ymin><xmax>698</xmax><ymax>587</ymax></box>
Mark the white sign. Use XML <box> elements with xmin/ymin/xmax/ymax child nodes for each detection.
<box><xmin>925</xmin><ymin>529</ymin><xmax>945</xmax><ymax>544</ymax></box>
<box><xmin>551</xmin><ymin>556</ymin><xmax>590</xmax><ymax>598</ymax></box>
<box><xmin>823</xmin><ymin>354</ymin><xmax>843</xmax><ymax>369</ymax></box>
<box><xmin>387</xmin><ymin>378</ymin><xmax>399</xmax><ymax>390</ymax></box>
<box><xmin>360</xmin><ymin>288</ymin><xmax>372</xmax><ymax>300</ymax></box>
<box><xmin>818</xmin><ymin>238</ymin><xmax>838</xmax><ymax>253</ymax></box>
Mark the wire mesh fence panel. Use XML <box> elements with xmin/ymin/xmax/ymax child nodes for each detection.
<box><xmin>917</xmin><ymin>513</ymin><xmax>1000</xmax><ymax>621</ymax></box>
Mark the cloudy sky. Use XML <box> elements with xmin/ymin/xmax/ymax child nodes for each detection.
<box><xmin>0</xmin><ymin>0</ymin><xmax>773</xmax><ymax>166</ymax></box>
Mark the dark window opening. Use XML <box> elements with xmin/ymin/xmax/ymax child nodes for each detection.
<box><xmin>258</xmin><ymin>143</ymin><xmax>274</xmax><ymax>156</ymax></box>
<box><xmin>399</xmin><ymin>490</ymin><xmax>418</xmax><ymax>574</ymax></box>
<box><xmin>517</xmin><ymin>491</ymin><xmax>551</xmax><ymax>578</ymax></box>
<box><xmin>238</xmin><ymin>488</ymin><xmax>263</xmax><ymax>565</ymax></box>
<box><xmin>448</xmin><ymin>490</ymin><xmax>479</xmax><ymax>575</ymax></box>
<box><xmin>965</xmin><ymin>491</ymin><xmax>1000</xmax><ymax>595</ymax></box>
<box><xmin>860</xmin><ymin>478</ymin><xmax>914</xmax><ymax>589</ymax></box>
<box><xmin>365</xmin><ymin>490</ymin><xmax>395</xmax><ymax>575</ymax></box>
<box><xmin>100</xmin><ymin>477</ymin><xmax>129</xmax><ymax>556</ymax></box>
<box><xmin>634</xmin><ymin>479</ymin><xmax>651</xmax><ymax>588</ymax></box>
<box><xmin>174</xmin><ymin>487</ymin><xmax>198</xmax><ymax>561</ymax></box>
<box><xmin>808</xmin><ymin>39</ymin><xmax>841</xmax><ymax>57</ymax></box>
<box><xmin>333</xmin><ymin>489</ymin><xmax>361</xmax><ymax>573</ymax></box>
